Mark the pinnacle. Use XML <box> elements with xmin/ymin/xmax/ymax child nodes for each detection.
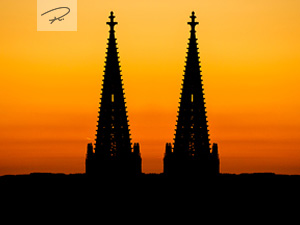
<box><xmin>188</xmin><ymin>11</ymin><xmax>199</xmax><ymax>29</ymax></box>
<box><xmin>107</xmin><ymin>11</ymin><xmax>118</xmax><ymax>30</ymax></box>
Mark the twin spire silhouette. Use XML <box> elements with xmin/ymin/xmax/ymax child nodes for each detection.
<box><xmin>85</xmin><ymin>11</ymin><xmax>220</xmax><ymax>177</ymax></box>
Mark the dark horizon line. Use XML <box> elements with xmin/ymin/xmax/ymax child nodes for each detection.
<box><xmin>1</xmin><ymin>172</ymin><xmax>300</xmax><ymax>177</ymax></box>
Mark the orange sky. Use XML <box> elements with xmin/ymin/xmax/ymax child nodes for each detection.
<box><xmin>0</xmin><ymin>0</ymin><xmax>300</xmax><ymax>175</ymax></box>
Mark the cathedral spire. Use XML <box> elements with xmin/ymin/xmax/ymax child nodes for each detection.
<box><xmin>86</xmin><ymin>12</ymin><xmax>141</xmax><ymax>176</ymax></box>
<box><xmin>164</xmin><ymin>12</ymin><xmax>219</xmax><ymax>176</ymax></box>
<box><xmin>175</xmin><ymin>11</ymin><xmax>210</xmax><ymax>157</ymax></box>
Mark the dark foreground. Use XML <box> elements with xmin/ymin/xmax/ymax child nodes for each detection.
<box><xmin>1</xmin><ymin>173</ymin><xmax>299</xmax><ymax>222</ymax></box>
<box><xmin>1</xmin><ymin>172</ymin><xmax>300</xmax><ymax>184</ymax></box>
<box><xmin>1</xmin><ymin>172</ymin><xmax>300</xmax><ymax>191</ymax></box>
<box><xmin>1</xmin><ymin>172</ymin><xmax>299</xmax><ymax>198</ymax></box>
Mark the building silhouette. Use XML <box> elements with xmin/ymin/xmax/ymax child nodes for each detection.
<box><xmin>164</xmin><ymin>12</ymin><xmax>220</xmax><ymax>176</ymax></box>
<box><xmin>86</xmin><ymin>12</ymin><xmax>142</xmax><ymax>176</ymax></box>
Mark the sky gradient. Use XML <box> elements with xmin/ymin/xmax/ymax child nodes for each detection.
<box><xmin>0</xmin><ymin>0</ymin><xmax>300</xmax><ymax>175</ymax></box>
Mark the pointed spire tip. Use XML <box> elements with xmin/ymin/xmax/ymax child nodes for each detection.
<box><xmin>188</xmin><ymin>11</ymin><xmax>199</xmax><ymax>28</ymax></box>
<box><xmin>107</xmin><ymin>11</ymin><xmax>118</xmax><ymax>29</ymax></box>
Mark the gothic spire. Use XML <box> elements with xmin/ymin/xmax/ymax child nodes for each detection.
<box><xmin>173</xmin><ymin>11</ymin><xmax>210</xmax><ymax>157</ymax></box>
<box><xmin>164</xmin><ymin>11</ymin><xmax>219</xmax><ymax>176</ymax></box>
<box><xmin>86</xmin><ymin>12</ymin><xmax>141</xmax><ymax>176</ymax></box>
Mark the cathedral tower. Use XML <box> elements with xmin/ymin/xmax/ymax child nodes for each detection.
<box><xmin>86</xmin><ymin>12</ymin><xmax>141</xmax><ymax>176</ymax></box>
<box><xmin>164</xmin><ymin>12</ymin><xmax>219</xmax><ymax>176</ymax></box>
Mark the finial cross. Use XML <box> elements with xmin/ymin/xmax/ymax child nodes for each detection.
<box><xmin>188</xmin><ymin>11</ymin><xmax>199</xmax><ymax>29</ymax></box>
<box><xmin>107</xmin><ymin>11</ymin><xmax>118</xmax><ymax>30</ymax></box>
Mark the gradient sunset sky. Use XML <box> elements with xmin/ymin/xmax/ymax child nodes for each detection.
<box><xmin>0</xmin><ymin>0</ymin><xmax>299</xmax><ymax>175</ymax></box>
